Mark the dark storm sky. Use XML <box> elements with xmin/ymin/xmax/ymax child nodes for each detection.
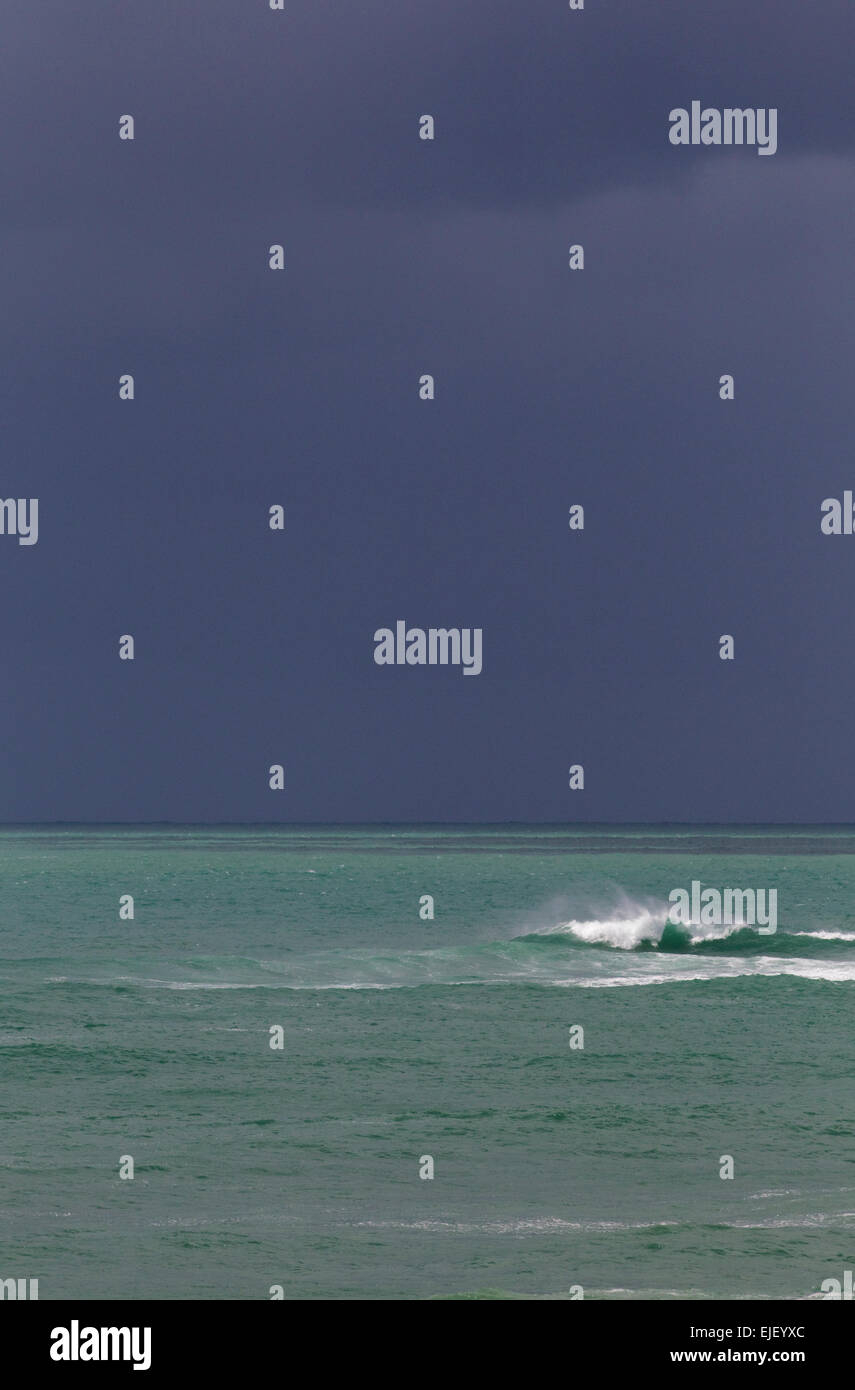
<box><xmin>2</xmin><ymin>0</ymin><xmax>854</xmax><ymax>823</ymax></box>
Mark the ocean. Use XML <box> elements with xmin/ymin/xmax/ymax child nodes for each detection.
<box><xmin>2</xmin><ymin>824</ymin><xmax>854</xmax><ymax>1301</ymax></box>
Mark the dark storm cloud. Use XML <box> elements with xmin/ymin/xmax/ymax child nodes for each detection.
<box><xmin>1</xmin><ymin>2</ymin><xmax>853</xmax><ymax>821</ymax></box>
<box><xmin>3</xmin><ymin>0</ymin><xmax>853</xmax><ymax>222</ymax></box>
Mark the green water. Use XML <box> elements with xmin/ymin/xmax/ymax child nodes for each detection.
<box><xmin>1</xmin><ymin>826</ymin><xmax>854</xmax><ymax>1299</ymax></box>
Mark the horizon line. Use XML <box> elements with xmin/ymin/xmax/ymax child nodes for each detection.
<box><xmin>2</xmin><ymin>821</ymin><xmax>855</xmax><ymax>830</ymax></box>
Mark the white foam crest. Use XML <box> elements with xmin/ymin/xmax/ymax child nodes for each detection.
<box><xmin>576</xmin><ymin>957</ymin><xmax>855</xmax><ymax>988</ymax></box>
<box><xmin>540</xmin><ymin>901</ymin><xmax>748</xmax><ymax>950</ymax></box>
<box><xmin>351</xmin><ymin>1217</ymin><xmax>680</xmax><ymax>1235</ymax></box>
<box><xmin>538</xmin><ymin>906</ymin><xmax>666</xmax><ymax>949</ymax></box>
<box><xmin>791</xmin><ymin>930</ymin><xmax>855</xmax><ymax>941</ymax></box>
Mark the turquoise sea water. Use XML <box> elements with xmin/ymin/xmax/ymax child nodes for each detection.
<box><xmin>2</xmin><ymin>825</ymin><xmax>855</xmax><ymax>1300</ymax></box>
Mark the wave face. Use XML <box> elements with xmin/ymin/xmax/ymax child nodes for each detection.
<box><xmin>28</xmin><ymin>901</ymin><xmax>855</xmax><ymax>993</ymax></box>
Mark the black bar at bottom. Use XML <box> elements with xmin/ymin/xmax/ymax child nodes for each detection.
<box><xmin>1</xmin><ymin>1298</ymin><xmax>845</xmax><ymax>1376</ymax></box>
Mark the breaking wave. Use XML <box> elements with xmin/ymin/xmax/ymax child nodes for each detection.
<box><xmin>28</xmin><ymin>898</ymin><xmax>855</xmax><ymax>993</ymax></box>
